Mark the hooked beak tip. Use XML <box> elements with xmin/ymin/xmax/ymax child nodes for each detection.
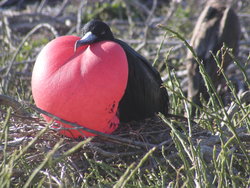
<box><xmin>74</xmin><ymin>41</ymin><xmax>79</xmax><ymax>53</ymax></box>
<box><xmin>74</xmin><ymin>39</ymin><xmax>90</xmax><ymax>53</ymax></box>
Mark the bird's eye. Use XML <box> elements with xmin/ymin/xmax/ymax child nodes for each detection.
<box><xmin>100</xmin><ymin>31</ymin><xmax>106</xmax><ymax>35</ymax></box>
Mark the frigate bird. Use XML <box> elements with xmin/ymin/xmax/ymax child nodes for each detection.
<box><xmin>186</xmin><ymin>1</ymin><xmax>240</xmax><ymax>113</ymax></box>
<box><xmin>75</xmin><ymin>19</ymin><xmax>169</xmax><ymax>122</ymax></box>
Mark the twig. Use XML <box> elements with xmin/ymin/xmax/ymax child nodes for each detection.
<box><xmin>123</xmin><ymin>0</ymin><xmax>150</xmax><ymax>17</ymax></box>
<box><xmin>0</xmin><ymin>94</ymin><xmax>29</xmax><ymax>116</ymax></box>
<box><xmin>160</xmin><ymin>0</ymin><xmax>179</xmax><ymax>25</ymax></box>
<box><xmin>114</xmin><ymin>147</ymin><xmax>156</xmax><ymax>188</ymax></box>
<box><xmin>221</xmin><ymin>91</ymin><xmax>250</xmax><ymax>127</ymax></box>
<box><xmin>36</xmin><ymin>0</ymin><xmax>48</xmax><ymax>13</ymax></box>
<box><xmin>76</xmin><ymin>0</ymin><xmax>88</xmax><ymax>34</ymax></box>
<box><xmin>0</xmin><ymin>59</ymin><xmax>35</xmax><ymax>74</ymax></box>
<box><xmin>2</xmin><ymin>23</ymin><xmax>59</xmax><ymax>91</ymax></box>
<box><xmin>88</xmin><ymin>145</ymin><xmax>142</xmax><ymax>158</ymax></box>
<box><xmin>5</xmin><ymin>23</ymin><xmax>58</xmax><ymax>76</ymax></box>
<box><xmin>2</xmin><ymin>16</ymin><xmax>16</xmax><ymax>50</ymax></box>
<box><xmin>0</xmin><ymin>94</ymin><xmax>161</xmax><ymax>150</ymax></box>
<box><xmin>55</xmin><ymin>0</ymin><xmax>70</xmax><ymax>17</ymax></box>
<box><xmin>135</xmin><ymin>0</ymin><xmax>157</xmax><ymax>51</ymax></box>
<box><xmin>20</xmin><ymin>101</ymin><xmax>156</xmax><ymax>150</ymax></box>
<box><xmin>123</xmin><ymin>0</ymin><xmax>134</xmax><ymax>32</ymax></box>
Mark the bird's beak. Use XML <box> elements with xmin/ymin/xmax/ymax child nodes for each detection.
<box><xmin>74</xmin><ymin>32</ymin><xmax>98</xmax><ymax>52</ymax></box>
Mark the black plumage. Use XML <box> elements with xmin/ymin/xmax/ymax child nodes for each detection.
<box><xmin>75</xmin><ymin>20</ymin><xmax>169</xmax><ymax>122</ymax></box>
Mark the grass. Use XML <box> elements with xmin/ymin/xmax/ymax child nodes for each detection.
<box><xmin>0</xmin><ymin>1</ymin><xmax>250</xmax><ymax>187</ymax></box>
<box><xmin>1</xmin><ymin>35</ymin><xmax>249</xmax><ymax>187</ymax></box>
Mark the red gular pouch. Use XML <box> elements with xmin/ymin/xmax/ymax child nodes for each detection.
<box><xmin>32</xmin><ymin>36</ymin><xmax>128</xmax><ymax>138</ymax></box>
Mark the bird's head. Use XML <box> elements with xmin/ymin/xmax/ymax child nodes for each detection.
<box><xmin>75</xmin><ymin>20</ymin><xmax>114</xmax><ymax>51</ymax></box>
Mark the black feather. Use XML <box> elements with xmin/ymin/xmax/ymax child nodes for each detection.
<box><xmin>76</xmin><ymin>20</ymin><xmax>169</xmax><ymax>122</ymax></box>
<box><xmin>114</xmin><ymin>39</ymin><xmax>168</xmax><ymax>122</ymax></box>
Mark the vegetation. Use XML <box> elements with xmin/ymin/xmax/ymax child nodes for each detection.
<box><xmin>0</xmin><ymin>0</ymin><xmax>249</xmax><ymax>187</ymax></box>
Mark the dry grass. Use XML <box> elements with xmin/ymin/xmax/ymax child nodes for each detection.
<box><xmin>0</xmin><ymin>0</ymin><xmax>250</xmax><ymax>187</ymax></box>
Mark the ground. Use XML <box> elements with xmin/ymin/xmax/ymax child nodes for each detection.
<box><xmin>0</xmin><ymin>0</ymin><xmax>249</xmax><ymax>187</ymax></box>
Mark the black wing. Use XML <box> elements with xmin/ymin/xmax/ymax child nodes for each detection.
<box><xmin>115</xmin><ymin>39</ymin><xmax>169</xmax><ymax>122</ymax></box>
